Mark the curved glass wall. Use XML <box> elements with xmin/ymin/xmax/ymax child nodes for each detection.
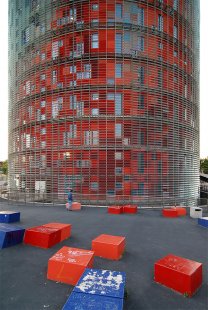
<box><xmin>8</xmin><ymin>0</ymin><xmax>200</xmax><ymax>206</ymax></box>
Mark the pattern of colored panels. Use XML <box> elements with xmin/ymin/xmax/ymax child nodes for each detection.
<box><xmin>92</xmin><ymin>234</ymin><xmax>125</xmax><ymax>260</ymax></box>
<box><xmin>42</xmin><ymin>223</ymin><xmax>71</xmax><ymax>241</ymax></box>
<box><xmin>0</xmin><ymin>224</ymin><xmax>25</xmax><ymax>249</ymax></box>
<box><xmin>74</xmin><ymin>268</ymin><xmax>126</xmax><ymax>299</ymax></box>
<box><xmin>0</xmin><ymin>211</ymin><xmax>20</xmax><ymax>223</ymax></box>
<box><xmin>154</xmin><ymin>254</ymin><xmax>202</xmax><ymax>297</ymax></box>
<box><xmin>24</xmin><ymin>226</ymin><xmax>61</xmax><ymax>248</ymax></box>
<box><xmin>47</xmin><ymin>246</ymin><xmax>94</xmax><ymax>285</ymax></box>
<box><xmin>108</xmin><ymin>206</ymin><xmax>123</xmax><ymax>214</ymax></box>
<box><xmin>162</xmin><ymin>208</ymin><xmax>178</xmax><ymax>218</ymax></box>
<box><xmin>198</xmin><ymin>217</ymin><xmax>208</xmax><ymax>228</ymax></box>
<box><xmin>62</xmin><ymin>292</ymin><xmax>123</xmax><ymax>310</ymax></box>
<box><xmin>8</xmin><ymin>0</ymin><xmax>200</xmax><ymax>207</ymax></box>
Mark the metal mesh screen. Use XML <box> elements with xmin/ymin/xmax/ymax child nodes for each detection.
<box><xmin>8</xmin><ymin>0</ymin><xmax>200</xmax><ymax>206</ymax></box>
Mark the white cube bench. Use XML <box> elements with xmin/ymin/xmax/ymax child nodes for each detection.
<box><xmin>190</xmin><ymin>207</ymin><xmax>202</xmax><ymax>218</ymax></box>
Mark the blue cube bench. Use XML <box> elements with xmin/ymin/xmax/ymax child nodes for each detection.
<box><xmin>0</xmin><ymin>211</ymin><xmax>20</xmax><ymax>223</ymax></box>
<box><xmin>0</xmin><ymin>224</ymin><xmax>25</xmax><ymax>249</ymax></box>
<box><xmin>74</xmin><ymin>268</ymin><xmax>126</xmax><ymax>298</ymax></box>
<box><xmin>198</xmin><ymin>217</ymin><xmax>208</xmax><ymax>228</ymax></box>
<box><xmin>62</xmin><ymin>292</ymin><xmax>123</xmax><ymax>310</ymax></box>
<box><xmin>62</xmin><ymin>269</ymin><xmax>126</xmax><ymax>310</ymax></box>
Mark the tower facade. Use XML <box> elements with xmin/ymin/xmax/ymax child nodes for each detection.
<box><xmin>9</xmin><ymin>0</ymin><xmax>200</xmax><ymax>206</ymax></box>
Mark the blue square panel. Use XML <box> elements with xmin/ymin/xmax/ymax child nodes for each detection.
<box><xmin>198</xmin><ymin>217</ymin><xmax>208</xmax><ymax>228</ymax></box>
<box><xmin>0</xmin><ymin>211</ymin><xmax>20</xmax><ymax>223</ymax></box>
<box><xmin>0</xmin><ymin>223</ymin><xmax>25</xmax><ymax>249</ymax></box>
<box><xmin>62</xmin><ymin>292</ymin><xmax>123</xmax><ymax>310</ymax></box>
<box><xmin>74</xmin><ymin>268</ymin><xmax>126</xmax><ymax>299</ymax></box>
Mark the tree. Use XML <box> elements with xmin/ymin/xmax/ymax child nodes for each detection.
<box><xmin>200</xmin><ymin>158</ymin><xmax>208</xmax><ymax>174</ymax></box>
<box><xmin>2</xmin><ymin>160</ymin><xmax>8</xmax><ymax>175</ymax></box>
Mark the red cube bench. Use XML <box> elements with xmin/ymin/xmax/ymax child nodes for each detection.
<box><xmin>173</xmin><ymin>207</ymin><xmax>187</xmax><ymax>216</ymax></box>
<box><xmin>108</xmin><ymin>206</ymin><xmax>123</xmax><ymax>214</ymax></box>
<box><xmin>42</xmin><ymin>223</ymin><xmax>71</xmax><ymax>242</ymax></box>
<box><xmin>154</xmin><ymin>254</ymin><xmax>202</xmax><ymax>297</ymax></box>
<box><xmin>24</xmin><ymin>226</ymin><xmax>61</xmax><ymax>249</ymax></box>
<box><xmin>47</xmin><ymin>246</ymin><xmax>94</xmax><ymax>285</ymax></box>
<box><xmin>123</xmin><ymin>205</ymin><xmax>137</xmax><ymax>214</ymax></box>
<box><xmin>162</xmin><ymin>208</ymin><xmax>178</xmax><ymax>218</ymax></box>
<box><xmin>92</xmin><ymin>234</ymin><xmax>125</xmax><ymax>260</ymax></box>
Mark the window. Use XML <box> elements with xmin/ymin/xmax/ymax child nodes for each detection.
<box><xmin>173</xmin><ymin>0</ymin><xmax>178</xmax><ymax>10</ymax></box>
<box><xmin>84</xmin><ymin>131</ymin><xmax>99</xmax><ymax>145</ymax></box>
<box><xmin>138</xmin><ymin>7</ymin><xmax>144</xmax><ymax>26</ymax></box>
<box><xmin>70</xmin><ymin>95</ymin><xmax>77</xmax><ymax>109</ymax></box>
<box><xmin>92</xmin><ymin>93</ymin><xmax>99</xmax><ymax>100</ymax></box>
<box><xmin>158</xmin><ymin>15</ymin><xmax>163</xmax><ymax>31</ymax></box>
<box><xmin>91</xmin><ymin>182</ymin><xmax>98</xmax><ymax>190</ymax></box>
<box><xmin>115</xmin><ymin>152</ymin><xmax>122</xmax><ymax>160</ymax></box>
<box><xmin>77</xmin><ymin>102</ymin><xmax>84</xmax><ymax>116</ymax></box>
<box><xmin>138</xmin><ymin>94</ymin><xmax>145</xmax><ymax>109</ymax></box>
<box><xmin>70</xmin><ymin>65</ymin><xmax>76</xmax><ymax>73</ymax></box>
<box><xmin>138</xmin><ymin>66</ymin><xmax>145</xmax><ymax>84</ymax></box>
<box><xmin>116</xmin><ymin>4</ymin><xmax>122</xmax><ymax>19</ymax></box>
<box><xmin>159</xmin><ymin>42</ymin><xmax>163</xmax><ymax>49</ymax></box>
<box><xmin>138</xmin><ymin>153</ymin><xmax>144</xmax><ymax>173</ymax></box>
<box><xmin>174</xmin><ymin>25</ymin><xmax>178</xmax><ymax>39</ymax></box>
<box><xmin>184</xmin><ymin>84</ymin><xmax>187</xmax><ymax>98</ymax></box>
<box><xmin>69</xmin><ymin>124</ymin><xmax>77</xmax><ymax>138</ymax></box>
<box><xmin>116</xmin><ymin>63</ymin><xmax>122</xmax><ymax>78</ymax></box>
<box><xmin>115</xmin><ymin>167</ymin><xmax>122</xmax><ymax>175</ymax></box>
<box><xmin>41</xmin><ymin>128</ymin><xmax>46</xmax><ymax>135</ymax></box>
<box><xmin>138</xmin><ymin>131</ymin><xmax>145</xmax><ymax>145</ymax></box>
<box><xmin>40</xmin><ymin>100</ymin><xmax>46</xmax><ymax>107</ymax></box>
<box><xmin>41</xmin><ymin>53</ymin><xmax>46</xmax><ymax>60</ymax></box>
<box><xmin>70</xmin><ymin>8</ymin><xmax>77</xmax><ymax>21</ymax></box>
<box><xmin>41</xmin><ymin>141</ymin><xmax>46</xmax><ymax>148</ymax></box>
<box><xmin>52</xmin><ymin>70</ymin><xmax>57</xmax><ymax>84</ymax></box>
<box><xmin>174</xmin><ymin>50</ymin><xmax>178</xmax><ymax>57</ymax></box>
<box><xmin>138</xmin><ymin>36</ymin><xmax>144</xmax><ymax>51</ymax></box>
<box><xmin>91</xmin><ymin>33</ymin><xmax>99</xmax><ymax>48</ymax></box>
<box><xmin>76</xmin><ymin>42</ymin><xmax>84</xmax><ymax>56</ymax></box>
<box><xmin>92</xmin><ymin>108</ymin><xmax>99</xmax><ymax>116</ymax></box>
<box><xmin>63</xmin><ymin>132</ymin><xmax>70</xmax><ymax>146</ymax></box>
<box><xmin>116</xmin><ymin>183</ymin><xmax>122</xmax><ymax>189</ymax></box>
<box><xmin>107</xmin><ymin>93</ymin><xmax>115</xmax><ymax>100</ymax></box>
<box><xmin>40</xmin><ymin>74</ymin><xmax>46</xmax><ymax>81</ymax></box>
<box><xmin>115</xmin><ymin>123</ymin><xmax>122</xmax><ymax>138</ymax></box>
<box><xmin>92</xmin><ymin>4</ymin><xmax>99</xmax><ymax>11</ymax></box>
<box><xmin>115</xmin><ymin>93</ymin><xmax>122</xmax><ymax>115</ymax></box>
<box><xmin>115</xmin><ymin>33</ymin><xmax>122</xmax><ymax>53</ymax></box>
<box><xmin>58</xmin><ymin>40</ymin><xmax>63</xmax><ymax>47</ymax></box>
<box><xmin>138</xmin><ymin>183</ymin><xmax>144</xmax><ymax>195</ymax></box>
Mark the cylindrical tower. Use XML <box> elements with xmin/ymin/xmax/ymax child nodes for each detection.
<box><xmin>8</xmin><ymin>0</ymin><xmax>200</xmax><ymax>206</ymax></box>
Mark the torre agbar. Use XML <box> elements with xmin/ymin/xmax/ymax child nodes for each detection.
<box><xmin>8</xmin><ymin>0</ymin><xmax>200</xmax><ymax>206</ymax></box>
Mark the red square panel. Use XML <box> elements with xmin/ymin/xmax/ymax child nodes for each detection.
<box><xmin>42</xmin><ymin>223</ymin><xmax>71</xmax><ymax>242</ymax></box>
<box><xmin>108</xmin><ymin>206</ymin><xmax>123</xmax><ymax>214</ymax></box>
<box><xmin>47</xmin><ymin>246</ymin><xmax>94</xmax><ymax>285</ymax></box>
<box><xmin>154</xmin><ymin>254</ymin><xmax>202</xmax><ymax>297</ymax></box>
<box><xmin>123</xmin><ymin>205</ymin><xmax>137</xmax><ymax>214</ymax></box>
<box><xmin>24</xmin><ymin>226</ymin><xmax>61</xmax><ymax>248</ymax></box>
<box><xmin>92</xmin><ymin>234</ymin><xmax>125</xmax><ymax>260</ymax></box>
<box><xmin>162</xmin><ymin>209</ymin><xmax>178</xmax><ymax>218</ymax></box>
